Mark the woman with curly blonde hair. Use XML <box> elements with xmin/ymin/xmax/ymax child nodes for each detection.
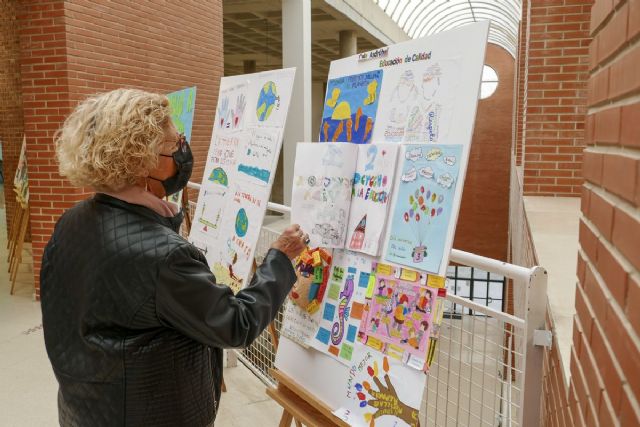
<box><xmin>40</xmin><ymin>88</ymin><xmax>308</xmax><ymax>427</ymax></box>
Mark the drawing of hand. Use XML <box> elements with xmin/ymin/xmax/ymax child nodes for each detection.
<box><xmin>355</xmin><ymin>357</ymin><xmax>420</xmax><ymax>427</ymax></box>
<box><xmin>234</xmin><ymin>94</ymin><xmax>246</xmax><ymax>128</ymax></box>
<box><xmin>218</xmin><ymin>97</ymin><xmax>229</xmax><ymax>128</ymax></box>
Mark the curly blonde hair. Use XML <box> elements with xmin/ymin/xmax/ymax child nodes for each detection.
<box><xmin>55</xmin><ymin>88</ymin><xmax>171</xmax><ymax>192</ymax></box>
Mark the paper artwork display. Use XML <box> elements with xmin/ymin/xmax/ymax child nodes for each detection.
<box><xmin>189</xmin><ymin>68</ymin><xmax>295</xmax><ymax>291</ymax></box>
<box><xmin>319</xmin><ymin>70</ymin><xmax>383</xmax><ymax>144</ymax></box>
<box><xmin>291</xmin><ymin>143</ymin><xmax>358</xmax><ymax>248</ymax></box>
<box><xmin>167</xmin><ymin>86</ymin><xmax>197</xmax><ymax>141</ymax></box>
<box><xmin>334</xmin><ymin>352</ymin><xmax>424</xmax><ymax>427</ymax></box>
<box><xmin>311</xmin><ymin>250</ymin><xmax>373</xmax><ymax>365</ymax></box>
<box><xmin>281</xmin><ymin>299</ymin><xmax>322</xmax><ymax>348</ymax></box>
<box><xmin>373</xmin><ymin>59</ymin><xmax>459</xmax><ymax>144</ymax></box>
<box><xmin>346</xmin><ymin>144</ymin><xmax>399</xmax><ymax>256</ymax></box>
<box><xmin>385</xmin><ymin>144</ymin><xmax>463</xmax><ymax>275</ymax></box>
<box><xmin>358</xmin><ymin>263</ymin><xmax>436</xmax><ymax>370</ymax></box>
<box><xmin>252</xmin><ymin>73</ymin><xmax>296</xmax><ymax>128</ymax></box>
<box><xmin>216</xmin><ymin>82</ymin><xmax>248</xmax><ymax>131</ymax></box>
<box><xmin>236</xmin><ymin>128</ymin><xmax>281</xmax><ymax>186</ymax></box>
<box><xmin>13</xmin><ymin>136</ymin><xmax>29</xmax><ymax>205</ymax></box>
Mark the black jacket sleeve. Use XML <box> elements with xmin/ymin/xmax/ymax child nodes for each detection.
<box><xmin>155</xmin><ymin>244</ymin><xmax>296</xmax><ymax>349</ymax></box>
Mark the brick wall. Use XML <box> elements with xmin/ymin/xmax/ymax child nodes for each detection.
<box><xmin>0</xmin><ymin>0</ymin><xmax>26</xmax><ymax>237</ymax></box>
<box><xmin>454</xmin><ymin>44</ymin><xmax>514</xmax><ymax>262</ymax></box>
<box><xmin>522</xmin><ymin>0</ymin><xmax>592</xmax><ymax>196</ymax></box>
<box><xmin>15</xmin><ymin>0</ymin><xmax>223</xmax><ymax>298</ymax></box>
<box><xmin>569</xmin><ymin>0</ymin><xmax>640</xmax><ymax>424</ymax></box>
<box><xmin>514</xmin><ymin>0</ymin><xmax>529</xmax><ymax>166</ymax></box>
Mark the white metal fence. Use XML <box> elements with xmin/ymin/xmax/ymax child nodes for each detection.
<box><xmin>184</xmin><ymin>186</ymin><xmax>547</xmax><ymax>426</ymax></box>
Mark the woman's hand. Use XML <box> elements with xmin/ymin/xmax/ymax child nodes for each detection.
<box><xmin>271</xmin><ymin>224</ymin><xmax>309</xmax><ymax>260</ymax></box>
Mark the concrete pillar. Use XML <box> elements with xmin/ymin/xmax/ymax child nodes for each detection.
<box><xmin>243</xmin><ymin>60</ymin><xmax>256</xmax><ymax>74</ymax></box>
<box><xmin>339</xmin><ymin>30</ymin><xmax>357</xmax><ymax>58</ymax></box>
<box><xmin>282</xmin><ymin>0</ymin><xmax>312</xmax><ymax>205</ymax></box>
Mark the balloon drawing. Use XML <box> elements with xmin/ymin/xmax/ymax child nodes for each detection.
<box><xmin>402</xmin><ymin>186</ymin><xmax>445</xmax><ymax>263</ymax></box>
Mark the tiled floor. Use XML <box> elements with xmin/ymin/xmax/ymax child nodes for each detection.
<box><xmin>0</xmin><ymin>189</ymin><xmax>283</xmax><ymax>426</ymax></box>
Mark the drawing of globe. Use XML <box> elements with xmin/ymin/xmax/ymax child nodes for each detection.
<box><xmin>256</xmin><ymin>81</ymin><xmax>278</xmax><ymax>121</ymax></box>
<box><xmin>235</xmin><ymin>208</ymin><xmax>249</xmax><ymax>237</ymax></box>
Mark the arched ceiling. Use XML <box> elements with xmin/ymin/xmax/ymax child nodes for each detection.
<box><xmin>372</xmin><ymin>0</ymin><xmax>521</xmax><ymax>57</ymax></box>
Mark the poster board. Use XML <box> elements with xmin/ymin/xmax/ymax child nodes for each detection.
<box><xmin>276</xmin><ymin>22</ymin><xmax>489</xmax><ymax>427</ymax></box>
<box><xmin>189</xmin><ymin>68</ymin><xmax>296</xmax><ymax>292</ymax></box>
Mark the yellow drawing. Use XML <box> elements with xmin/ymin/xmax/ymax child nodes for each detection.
<box><xmin>363</xmin><ymin>80</ymin><xmax>378</xmax><ymax>105</ymax></box>
<box><xmin>326</xmin><ymin>87</ymin><xmax>341</xmax><ymax>107</ymax></box>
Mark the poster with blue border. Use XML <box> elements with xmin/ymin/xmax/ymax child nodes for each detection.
<box><xmin>385</xmin><ymin>144</ymin><xmax>463</xmax><ymax>274</ymax></box>
<box><xmin>319</xmin><ymin>70</ymin><xmax>383</xmax><ymax>144</ymax></box>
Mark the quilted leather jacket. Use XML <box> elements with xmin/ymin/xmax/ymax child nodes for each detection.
<box><xmin>41</xmin><ymin>193</ymin><xmax>296</xmax><ymax>427</ymax></box>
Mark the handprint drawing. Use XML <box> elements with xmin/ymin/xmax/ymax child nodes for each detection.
<box><xmin>218</xmin><ymin>97</ymin><xmax>230</xmax><ymax>128</ymax></box>
<box><xmin>355</xmin><ymin>357</ymin><xmax>420</xmax><ymax>427</ymax></box>
<box><xmin>233</xmin><ymin>93</ymin><xmax>246</xmax><ymax>128</ymax></box>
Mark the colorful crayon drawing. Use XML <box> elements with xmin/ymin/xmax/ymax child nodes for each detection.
<box><xmin>217</xmin><ymin>83</ymin><xmax>247</xmax><ymax>131</ymax></box>
<box><xmin>333</xmin><ymin>351</ymin><xmax>425</xmax><ymax>427</ymax></box>
<box><xmin>358</xmin><ymin>263</ymin><xmax>437</xmax><ymax>369</ymax></box>
<box><xmin>319</xmin><ymin>70</ymin><xmax>383</xmax><ymax>144</ymax></box>
<box><xmin>345</xmin><ymin>144</ymin><xmax>399</xmax><ymax>256</ymax></box>
<box><xmin>311</xmin><ymin>250</ymin><xmax>373</xmax><ymax>365</ymax></box>
<box><xmin>256</xmin><ymin>81</ymin><xmax>279</xmax><ymax>122</ymax></box>
<box><xmin>291</xmin><ymin>143</ymin><xmax>358</xmax><ymax>249</ymax></box>
<box><xmin>236</xmin><ymin>128</ymin><xmax>280</xmax><ymax>186</ymax></box>
<box><xmin>167</xmin><ymin>86</ymin><xmax>197</xmax><ymax>141</ymax></box>
<box><xmin>385</xmin><ymin>144</ymin><xmax>463</xmax><ymax>275</ymax></box>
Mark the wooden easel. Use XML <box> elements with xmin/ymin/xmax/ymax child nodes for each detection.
<box><xmin>8</xmin><ymin>200</ymin><xmax>30</xmax><ymax>295</ymax></box>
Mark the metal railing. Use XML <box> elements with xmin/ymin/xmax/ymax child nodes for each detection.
<box><xmin>184</xmin><ymin>182</ymin><xmax>548</xmax><ymax>426</ymax></box>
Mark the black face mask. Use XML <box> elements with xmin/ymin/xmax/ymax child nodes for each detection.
<box><xmin>157</xmin><ymin>138</ymin><xmax>193</xmax><ymax>196</ymax></box>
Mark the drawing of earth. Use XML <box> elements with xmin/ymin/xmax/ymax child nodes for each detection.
<box><xmin>235</xmin><ymin>208</ymin><xmax>249</xmax><ymax>237</ymax></box>
<box><xmin>256</xmin><ymin>81</ymin><xmax>278</xmax><ymax>121</ymax></box>
<box><xmin>208</xmin><ymin>167</ymin><xmax>228</xmax><ymax>187</ymax></box>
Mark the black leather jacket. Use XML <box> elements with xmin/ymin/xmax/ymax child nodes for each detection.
<box><xmin>40</xmin><ymin>193</ymin><xmax>296</xmax><ymax>427</ymax></box>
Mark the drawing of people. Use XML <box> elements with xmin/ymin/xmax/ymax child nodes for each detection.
<box><xmin>415</xmin><ymin>288</ymin><xmax>432</xmax><ymax>313</ymax></box>
<box><xmin>370</xmin><ymin>317</ymin><xmax>380</xmax><ymax>334</ymax></box>
<box><xmin>415</xmin><ymin>320</ymin><xmax>430</xmax><ymax>348</ymax></box>
<box><xmin>421</xmin><ymin>64</ymin><xmax>442</xmax><ymax>101</ymax></box>
<box><xmin>392</xmin><ymin>294</ymin><xmax>409</xmax><ymax>333</ymax></box>
<box><xmin>391</xmin><ymin>70</ymin><xmax>418</xmax><ymax>103</ymax></box>
<box><xmin>377</xmin><ymin>278</ymin><xmax>387</xmax><ymax>296</ymax></box>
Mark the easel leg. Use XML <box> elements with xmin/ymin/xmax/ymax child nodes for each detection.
<box><xmin>278</xmin><ymin>410</ymin><xmax>293</xmax><ymax>427</ymax></box>
<box><xmin>295</xmin><ymin>420</ymin><xmax>303</xmax><ymax>427</ymax></box>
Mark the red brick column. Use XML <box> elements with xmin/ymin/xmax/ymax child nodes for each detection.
<box><xmin>15</xmin><ymin>0</ymin><xmax>223</xmax><ymax>298</ymax></box>
<box><xmin>523</xmin><ymin>0</ymin><xmax>593</xmax><ymax>196</ymax></box>
<box><xmin>571</xmin><ymin>0</ymin><xmax>640</xmax><ymax>424</ymax></box>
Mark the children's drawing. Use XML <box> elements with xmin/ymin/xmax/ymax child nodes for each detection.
<box><xmin>319</xmin><ymin>70</ymin><xmax>383</xmax><ymax>144</ymax></box>
<box><xmin>207</xmin><ymin>185</ymin><xmax>268</xmax><ymax>293</ymax></box>
<box><xmin>291</xmin><ymin>143</ymin><xmax>358</xmax><ymax>248</ymax></box>
<box><xmin>236</xmin><ymin>128</ymin><xmax>281</xmax><ymax>186</ymax></box>
<box><xmin>346</xmin><ymin>144</ymin><xmax>399</xmax><ymax>256</ymax></box>
<box><xmin>217</xmin><ymin>82</ymin><xmax>248</xmax><ymax>131</ymax></box>
<box><xmin>167</xmin><ymin>86</ymin><xmax>197</xmax><ymax>141</ymax></box>
<box><xmin>333</xmin><ymin>352</ymin><xmax>424</xmax><ymax>427</ymax></box>
<box><xmin>373</xmin><ymin>60</ymin><xmax>458</xmax><ymax>144</ymax></box>
<box><xmin>13</xmin><ymin>136</ymin><xmax>29</xmax><ymax>205</ymax></box>
<box><xmin>281</xmin><ymin>299</ymin><xmax>322</xmax><ymax>348</ymax></box>
<box><xmin>358</xmin><ymin>263</ymin><xmax>437</xmax><ymax>369</ymax></box>
<box><xmin>311</xmin><ymin>250</ymin><xmax>373</xmax><ymax>365</ymax></box>
<box><xmin>385</xmin><ymin>144</ymin><xmax>463</xmax><ymax>274</ymax></box>
<box><xmin>189</xmin><ymin>69</ymin><xmax>296</xmax><ymax>291</ymax></box>
<box><xmin>249</xmin><ymin>69</ymin><xmax>295</xmax><ymax>128</ymax></box>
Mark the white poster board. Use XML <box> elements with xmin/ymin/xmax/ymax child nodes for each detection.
<box><xmin>189</xmin><ymin>68</ymin><xmax>295</xmax><ymax>292</ymax></box>
<box><xmin>276</xmin><ymin>22</ymin><xmax>489</xmax><ymax>427</ymax></box>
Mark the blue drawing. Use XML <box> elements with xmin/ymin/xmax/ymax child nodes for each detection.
<box><xmin>167</xmin><ymin>87</ymin><xmax>196</xmax><ymax>142</ymax></box>
<box><xmin>208</xmin><ymin>167</ymin><xmax>228</xmax><ymax>187</ymax></box>
<box><xmin>316</xmin><ymin>327</ymin><xmax>331</xmax><ymax>345</ymax></box>
<box><xmin>347</xmin><ymin>325</ymin><xmax>357</xmax><ymax>343</ymax></box>
<box><xmin>319</xmin><ymin>70</ymin><xmax>383</xmax><ymax>144</ymax></box>
<box><xmin>256</xmin><ymin>81</ymin><xmax>279</xmax><ymax>121</ymax></box>
<box><xmin>323</xmin><ymin>303</ymin><xmax>336</xmax><ymax>322</ymax></box>
<box><xmin>385</xmin><ymin>144</ymin><xmax>463</xmax><ymax>274</ymax></box>
<box><xmin>237</xmin><ymin>164</ymin><xmax>270</xmax><ymax>184</ymax></box>
<box><xmin>358</xmin><ymin>272</ymin><xmax>370</xmax><ymax>288</ymax></box>
<box><xmin>235</xmin><ymin>208</ymin><xmax>248</xmax><ymax>237</ymax></box>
